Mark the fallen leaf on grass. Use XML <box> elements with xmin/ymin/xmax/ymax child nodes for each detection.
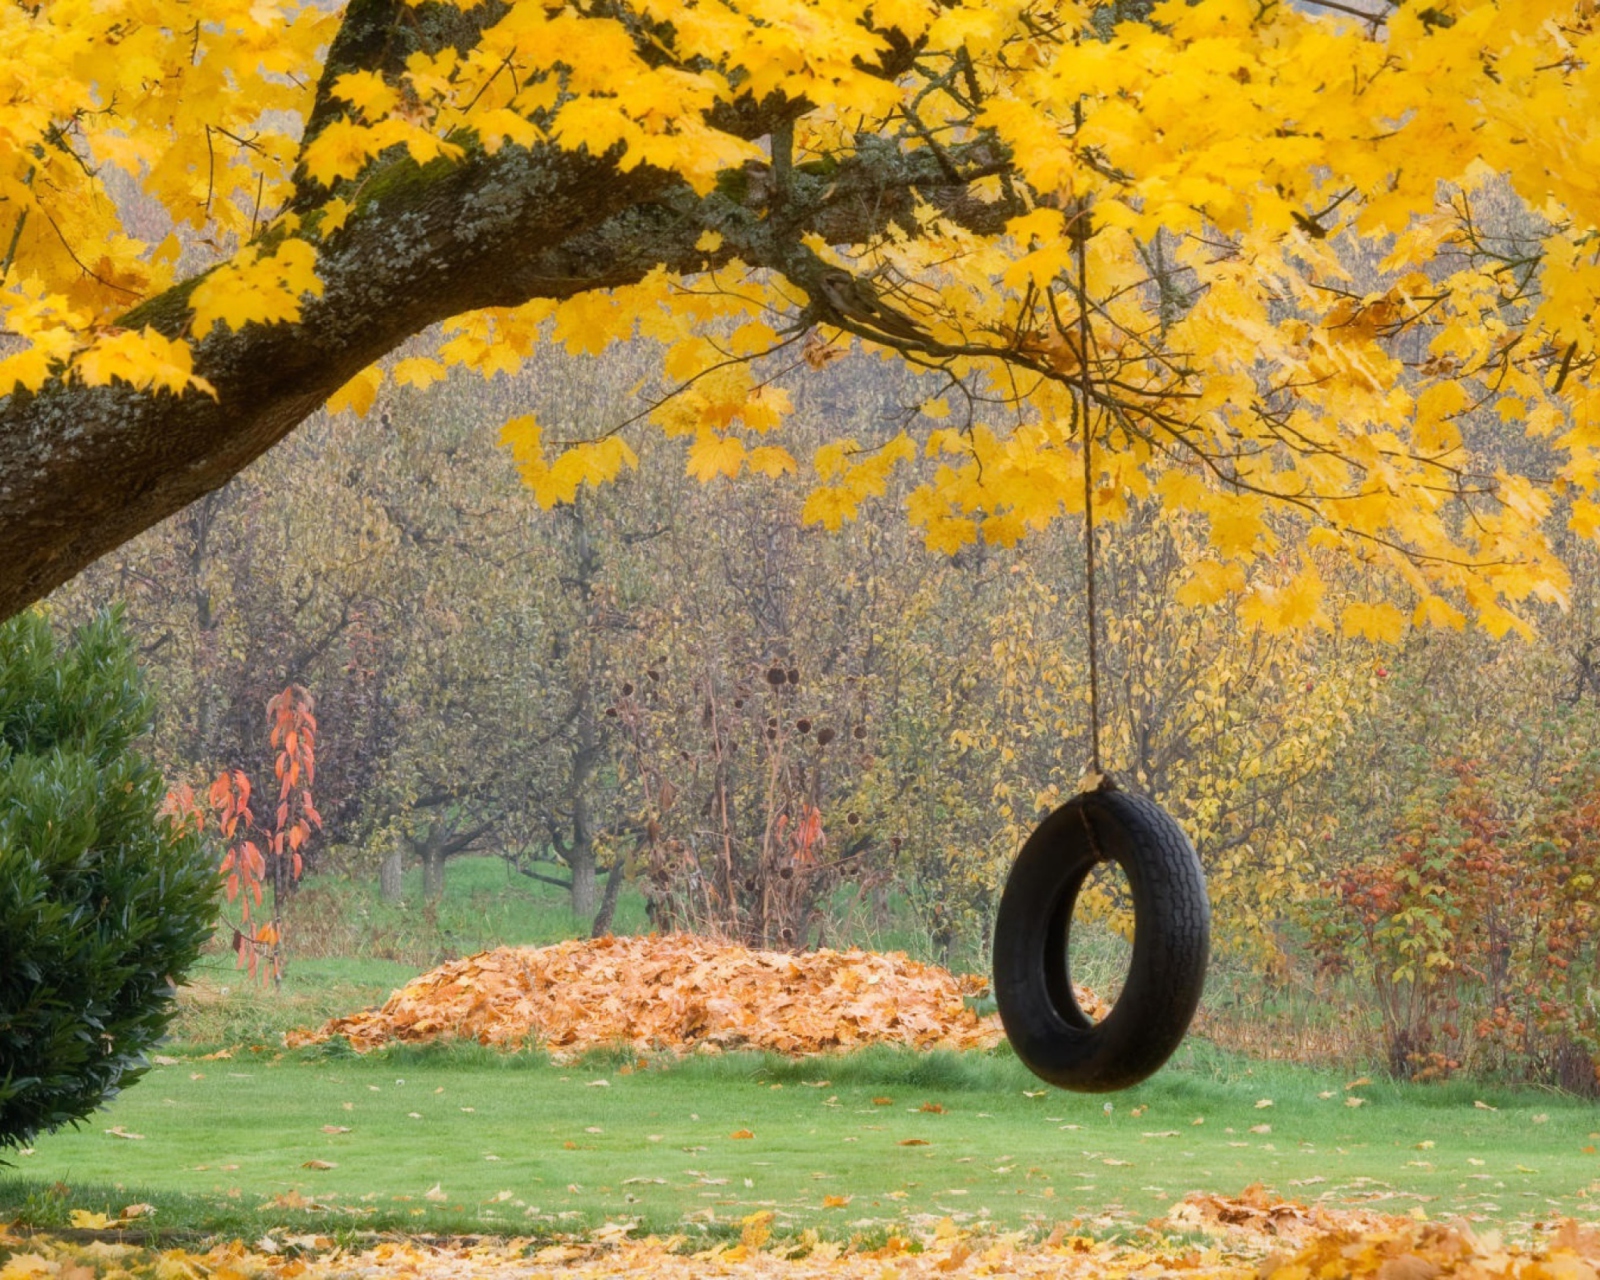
<box><xmin>1345</xmin><ymin>1076</ymin><xmax>1372</xmax><ymax>1090</ymax></box>
<box><xmin>1474</xmin><ymin>1100</ymin><xmax>1497</xmax><ymax>1111</ymax></box>
<box><xmin>1255</xmin><ymin>1099</ymin><xmax>1274</xmax><ymax>1109</ymax></box>
<box><xmin>320</xmin><ymin>1125</ymin><xmax>351</xmax><ymax>1134</ymax></box>
<box><xmin>1250</xmin><ymin>1124</ymin><xmax>1272</xmax><ymax>1134</ymax></box>
<box><xmin>69</xmin><ymin>1211</ymin><xmax>112</xmax><ymax>1229</ymax></box>
<box><xmin>104</xmin><ymin>1126</ymin><xmax>144</xmax><ymax>1140</ymax></box>
<box><xmin>729</xmin><ymin>1129</ymin><xmax>755</xmax><ymax>1140</ymax></box>
<box><xmin>1345</xmin><ymin>1096</ymin><xmax>1366</xmax><ymax>1108</ymax></box>
<box><xmin>919</xmin><ymin>1102</ymin><xmax>947</xmax><ymax>1114</ymax></box>
<box><xmin>873</xmin><ymin>1097</ymin><xmax>893</xmax><ymax>1106</ymax></box>
<box><xmin>898</xmin><ymin>1138</ymin><xmax>930</xmax><ymax>1146</ymax></box>
<box><xmin>302</xmin><ymin>1160</ymin><xmax>337</xmax><ymax>1170</ymax></box>
<box><xmin>424</xmin><ymin>1184</ymin><xmax>447</xmax><ymax>1202</ymax></box>
<box><xmin>120</xmin><ymin>1204</ymin><xmax>155</xmax><ymax>1219</ymax></box>
<box><xmin>822</xmin><ymin>1195</ymin><xmax>852</xmax><ymax>1208</ymax></box>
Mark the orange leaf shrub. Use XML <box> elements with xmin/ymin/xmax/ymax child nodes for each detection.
<box><xmin>285</xmin><ymin>933</ymin><xmax>1104</xmax><ymax>1058</ymax></box>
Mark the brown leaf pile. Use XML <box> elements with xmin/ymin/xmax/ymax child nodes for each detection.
<box><xmin>285</xmin><ymin>933</ymin><xmax>1087</xmax><ymax>1059</ymax></box>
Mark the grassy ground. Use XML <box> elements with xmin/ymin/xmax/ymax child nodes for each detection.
<box><xmin>9</xmin><ymin>859</ymin><xmax>1592</xmax><ymax>1244</ymax></box>
<box><xmin>5</xmin><ymin>1039</ymin><xmax>1597</xmax><ymax>1242</ymax></box>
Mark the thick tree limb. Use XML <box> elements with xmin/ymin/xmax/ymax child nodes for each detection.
<box><xmin>0</xmin><ymin>0</ymin><xmax>1019</xmax><ymax>623</ymax></box>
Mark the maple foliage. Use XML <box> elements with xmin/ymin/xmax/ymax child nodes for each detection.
<box><xmin>3</xmin><ymin>0</ymin><xmax>1600</xmax><ymax>635</ymax></box>
<box><xmin>285</xmin><ymin>933</ymin><xmax>1107</xmax><ymax>1057</ymax></box>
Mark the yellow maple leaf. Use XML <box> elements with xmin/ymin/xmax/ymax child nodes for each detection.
<box><xmin>300</xmin><ymin>118</ymin><xmax>381</xmax><ymax>187</ymax></box>
<box><xmin>802</xmin><ymin>486</ymin><xmax>861</xmax><ymax>531</ymax></box>
<box><xmin>746</xmin><ymin>445</ymin><xmax>797</xmax><ymax>478</ymax></box>
<box><xmin>687</xmin><ymin>432</ymin><xmax>746</xmax><ymax>482</ymax></box>
<box><xmin>1340</xmin><ymin>601</ymin><xmax>1406</xmax><ymax>645</ymax></box>
<box><xmin>331</xmin><ymin>70</ymin><xmax>399</xmax><ymax>120</ymax></box>
<box><xmin>327</xmin><ymin>364</ymin><xmax>382</xmax><ymax>417</ymax></box>
<box><xmin>392</xmin><ymin>356</ymin><xmax>447</xmax><ymax>389</ymax></box>
<box><xmin>1174</xmin><ymin>561</ymin><xmax>1246</xmax><ymax>608</ymax></box>
<box><xmin>317</xmin><ymin>197</ymin><xmax>355</xmax><ymax>238</ymax></box>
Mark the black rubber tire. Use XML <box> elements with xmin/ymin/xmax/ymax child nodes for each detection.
<box><xmin>993</xmin><ymin>786</ymin><xmax>1209</xmax><ymax>1092</ymax></box>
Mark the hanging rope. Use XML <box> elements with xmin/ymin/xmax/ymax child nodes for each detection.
<box><xmin>1072</xmin><ymin>195</ymin><xmax>1103</xmax><ymax>780</ymax></box>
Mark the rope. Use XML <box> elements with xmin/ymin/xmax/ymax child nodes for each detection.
<box><xmin>1074</xmin><ymin>197</ymin><xmax>1102</xmax><ymax>779</ymax></box>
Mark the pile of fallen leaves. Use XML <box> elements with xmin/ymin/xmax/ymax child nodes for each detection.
<box><xmin>1162</xmin><ymin>1184</ymin><xmax>1407</xmax><ymax>1245</ymax></box>
<box><xmin>6</xmin><ymin>1205</ymin><xmax>1600</xmax><ymax>1280</ymax></box>
<box><xmin>286</xmin><ymin>934</ymin><xmax>1089</xmax><ymax>1059</ymax></box>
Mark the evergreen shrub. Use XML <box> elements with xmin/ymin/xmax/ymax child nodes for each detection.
<box><xmin>0</xmin><ymin>609</ymin><xmax>214</xmax><ymax>1151</ymax></box>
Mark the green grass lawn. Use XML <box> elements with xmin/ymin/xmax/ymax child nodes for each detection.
<box><xmin>6</xmin><ymin>1040</ymin><xmax>1598</xmax><ymax>1242</ymax></box>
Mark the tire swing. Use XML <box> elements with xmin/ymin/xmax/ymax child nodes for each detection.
<box><xmin>992</xmin><ymin>209</ymin><xmax>1210</xmax><ymax>1093</ymax></box>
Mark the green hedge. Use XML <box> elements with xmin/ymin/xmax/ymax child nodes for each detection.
<box><xmin>0</xmin><ymin>609</ymin><xmax>215</xmax><ymax>1152</ymax></box>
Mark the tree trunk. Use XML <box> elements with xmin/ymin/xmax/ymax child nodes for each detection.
<box><xmin>422</xmin><ymin>844</ymin><xmax>448</xmax><ymax>902</ymax></box>
<box><xmin>571</xmin><ymin>855</ymin><xmax>598</xmax><ymax>919</ymax></box>
<box><xmin>590</xmin><ymin>861</ymin><xmax>625</xmax><ymax>938</ymax></box>
<box><xmin>415</xmin><ymin>830</ymin><xmax>449</xmax><ymax>902</ymax></box>
<box><xmin>380</xmin><ymin>847</ymin><xmax>404</xmax><ymax>903</ymax></box>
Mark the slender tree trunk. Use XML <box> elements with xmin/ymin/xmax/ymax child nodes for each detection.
<box><xmin>590</xmin><ymin>861</ymin><xmax>625</xmax><ymax>937</ymax></box>
<box><xmin>417</xmin><ymin>830</ymin><xmax>448</xmax><ymax>902</ymax></box>
<box><xmin>571</xmin><ymin>853</ymin><xmax>598</xmax><ymax>919</ymax></box>
<box><xmin>380</xmin><ymin>846</ymin><xmax>404</xmax><ymax>903</ymax></box>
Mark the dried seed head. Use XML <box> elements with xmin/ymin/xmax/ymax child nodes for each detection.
<box><xmin>647</xmin><ymin>670</ymin><xmax>659</xmax><ymax>682</ymax></box>
<box><xmin>853</xmin><ymin>724</ymin><xmax>867</xmax><ymax>740</ymax></box>
<box><xmin>817</xmin><ymin>727</ymin><xmax>836</xmax><ymax>746</ymax></box>
<box><xmin>796</xmin><ymin>718</ymin><xmax>812</xmax><ymax>734</ymax></box>
<box><xmin>604</xmin><ymin>707</ymin><xmax>618</xmax><ymax>718</ymax></box>
<box><xmin>766</xmin><ymin>726</ymin><xmax>778</xmax><ymax>740</ymax></box>
<box><xmin>766</xmin><ymin>666</ymin><xmax>786</xmax><ymax>686</ymax></box>
<box><xmin>847</xmin><ymin>812</ymin><xmax>860</xmax><ymax>826</ymax></box>
<box><xmin>787</xmin><ymin>667</ymin><xmax>800</xmax><ymax>684</ymax></box>
<box><xmin>621</xmin><ymin>681</ymin><xmax>634</xmax><ymax>696</ymax></box>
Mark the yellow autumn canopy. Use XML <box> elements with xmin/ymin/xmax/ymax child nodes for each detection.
<box><xmin>1</xmin><ymin>0</ymin><xmax>1596</xmax><ymax>636</ymax></box>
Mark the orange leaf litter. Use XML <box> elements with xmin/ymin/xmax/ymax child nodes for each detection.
<box><xmin>9</xmin><ymin>1199</ymin><xmax>1599</xmax><ymax>1280</ymax></box>
<box><xmin>287</xmin><ymin>934</ymin><xmax>1108</xmax><ymax>1058</ymax></box>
